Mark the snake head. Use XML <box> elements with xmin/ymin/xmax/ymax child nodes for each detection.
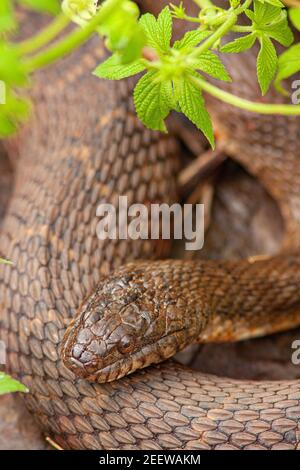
<box><xmin>61</xmin><ymin>262</ymin><xmax>194</xmax><ymax>383</ymax></box>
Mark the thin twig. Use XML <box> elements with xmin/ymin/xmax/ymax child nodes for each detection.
<box><xmin>178</xmin><ymin>149</ymin><xmax>227</xmax><ymax>196</ymax></box>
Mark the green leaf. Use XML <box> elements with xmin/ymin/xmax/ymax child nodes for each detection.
<box><xmin>257</xmin><ymin>35</ymin><xmax>278</xmax><ymax>95</ymax></box>
<box><xmin>0</xmin><ymin>0</ymin><xmax>17</xmax><ymax>33</ymax></box>
<box><xmin>275</xmin><ymin>43</ymin><xmax>300</xmax><ymax>94</ymax></box>
<box><xmin>252</xmin><ymin>0</ymin><xmax>292</xmax><ymax>45</ymax></box>
<box><xmin>245</xmin><ymin>2</ymin><xmax>292</xmax><ymax>51</ymax></box>
<box><xmin>289</xmin><ymin>8</ymin><xmax>300</xmax><ymax>32</ymax></box>
<box><xmin>0</xmin><ymin>372</ymin><xmax>28</xmax><ymax>396</ymax></box>
<box><xmin>139</xmin><ymin>6</ymin><xmax>172</xmax><ymax>54</ymax></box>
<box><xmin>157</xmin><ymin>6</ymin><xmax>172</xmax><ymax>52</ymax></box>
<box><xmin>93</xmin><ymin>54</ymin><xmax>145</xmax><ymax>80</ymax></box>
<box><xmin>245</xmin><ymin>9</ymin><xmax>256</xmax><ymax>22</ymax></box>
<box><xmin>253</xmin><ymin>1</ymin><xmax>282</xmax><ymax>25</ymax></box>
<box><xmin>0</xmin><ymin>88</ymin><xmax>30</xmax><ymax>137</ymax></box>
<box><xmin>193</xmin><ymin>51</ymin><xmax>231</xmax><ymax>82</ymax></box>
<box><xmin>133</xmin><ymin>71</ymin><xmax>173</xmax><ymax>132</ymax></box>
<box><xmin>258</xmin><ymin>0</ymin><xmax>284</xmax><ymax>7</ymax></box>
<box><xmin>263</xmin><ymin>14</ymin><xmax>293</xmax><ymax>47</ymax></box>
<box><xmin>221</xmin><ymin>33</ymin><xmax>257</xmax><ymax>53</ymax></box>
<box><xmin>173</xmin><ymin>30</ymin><xmax>211</xmax><ymax>51</ymax></box>
<box><xmin>17</xmin><ymin>0</ymin><xmax>60</xmax><ymax>15</ymax></box>
<box><xmin>250</xmin><ymin>0</ymin><xmax>293</xmax><ymax>92</ymax></box>
<box><xmin>138</xmin><ymin>14</ymin><xmax>158</xmax><ymax>49</ymax></box>
<box><xmin>175</xmin><ymin>75</ymin><xmax>214</xmax><ymax>148</ymax></box>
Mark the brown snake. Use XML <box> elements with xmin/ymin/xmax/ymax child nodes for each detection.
<box><xmin>1</xmin><ymin>1</ymin><xmax>300</xmax><ymax>450</ymax></box>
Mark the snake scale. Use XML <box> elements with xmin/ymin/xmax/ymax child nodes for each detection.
<box><xmin>1</xmin><ymin>1</ymin><xmax>300</xmax><ymax>450</ymax></box>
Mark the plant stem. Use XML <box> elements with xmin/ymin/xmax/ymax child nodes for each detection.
<box><xmin>193</xmin><ymin>0</ymin><xmax>213</xmax><ymax>8</ymax></box>
<box><xmin>181</xmin><ymin>15</ymin><xmax>202</xmax><ymax>23</ymax></box>
<box><xmin>231</xmin><ymin>25</ymin><xmax>253</xmax><ymax>32</ymax></box>
<box><xmin>0</xmin><ymin>258</ymin><xmax>13</xmax><ymax>265</ymax></box>
<box><xmin>189</xmin><ymin>0</ymin><xmax>253</xmax><ymax>58</ymax></box>
<box><xmin>17</xmin><ymin>14</ymin><xmax>70</xmax><ymax>56</ymax></box>
<box><xmin>235</xmin><ymin>0</ymin><xmax>253</xmax><ymax>15</ymax></box>
<box><xmin>191</xmin><ymin>12</ymin><xmax>238</xmax><ymax>58</ymax></box>
<box><xmin>24</xmin><ymin>0</ymin><xmax>122</xmax><ymax>73</ymax></box>
<box><xmin>190</xmin><ymin>75</ymin><xmax>300</xmax><ymax>116</ymax></box>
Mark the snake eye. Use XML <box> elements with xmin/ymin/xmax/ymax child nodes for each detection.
<box><xmin>117</xmin><ymin>334</ymin><xmax>135</xmax><ymax>354</ymax></box>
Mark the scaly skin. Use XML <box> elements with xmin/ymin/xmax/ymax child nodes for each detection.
<box><xmin>61</xmin><ymin>257</ymin><xmax>300</xmax><ymax>384</ymax></box>
<box><xmin>0</xmin><ymin>2</ymin><xmax>300</xmax><ymax>450</ymax></box>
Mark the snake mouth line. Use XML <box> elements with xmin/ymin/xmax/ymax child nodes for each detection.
<box><xmin>66</xmin><ymin>327</ymin><xmax>188</xmax><ymax>383</ymax></box>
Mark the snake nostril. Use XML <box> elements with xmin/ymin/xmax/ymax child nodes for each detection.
<box><xmin>117</xmin><ymin>334</ymin><xmax>135</xmax><ymax>354</ymax></box>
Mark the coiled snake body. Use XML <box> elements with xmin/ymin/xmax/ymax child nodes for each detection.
<box><xmin>1</xmin><ymin>2</ymin><xmax>300</xmax><ymax>450</ymax></box>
